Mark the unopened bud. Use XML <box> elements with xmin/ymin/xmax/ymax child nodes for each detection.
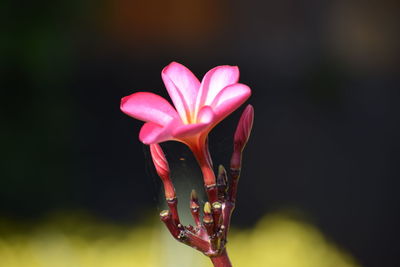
<box><xmin>150</xmin><ymin>144</ymin><xmax>175</xmax><ymax>199</ymax></box>
<box><xmin>233</xmin><ymin>105</ymin><xmax>254</xmax><ymax>152</ymax></box>
<box><xmin>217</xmin><ymin>165</ymin><xmax>228</xmax><ymax>194</ymax></box>
<box><xmin>203</xmin><ymin>202</ymin><xmax>214</xmax><ymax>234</ymax></box>
<box><xmin>203</xmin><ymin>216</ymin><xmax>214</xmax><ymax>224</ymax></box>
<box><xmin>231</xmin><ymin>105</ymin><xmax>254</xmax><ymax>170</ymax></box>
<box><xmin>204</xmin><ymin>202</ymin><xmax>212</xmax><ymax>214</ymax></box>
<box><xmin>212</xmin><ymin>202</ymin><xmax>222</xmax><ymax>210</ymax></box>
<box><xmin>191</xmin><ymin>189</ymin><xmax>198</xmax><ymax>202</ymax></box>
<box><xmin>150</xmin><ymin>144</ymin><xmax>170</xmax><ymax>180</ymax></box>
<box><xmin>217</xmin><ymin>165</ymin><xmax>227</xmax><ymax>184</ymax></box>
<box><xmin>160</xmin><ymin>210</ymin><xmax>170</xmax><ymax>217</ymax></box>
<box><xmin>211</xmin><ymin>202</ymin><xmax>223</xmax><ymax>230</ymax></box>
<box><xmin>190</xmin><ymin>189</ymin><xmax>199</xmax><ymax>209</ymax></box>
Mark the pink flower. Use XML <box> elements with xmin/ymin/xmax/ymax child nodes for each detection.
<box><xmin>121</xmin><ymin>62</ymin><xmax>251</xmax><ymax>186</ymax></box>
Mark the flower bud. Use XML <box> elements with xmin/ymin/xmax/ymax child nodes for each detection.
<box><xmin>231</xmin><ymin>105</ymin><xmax>254</xmax><ymax>170</ymax></box>
<box><xmin>190</xmin><ymin>189</ymin><xmax>199</xmax><ymax>207</ymax></box>
<box><xmin>204</xmin><ymin>202</ymin><xmax>212</xmax><ymax>215</ymax></box>
<box><xmin>150</xmin><ymin>143</ymin><xmax>170</xmax><ymax>180</ymax></box>
<box><xmin>217</xmin><ymin>165</ymin><xmax>228</xmax><ymax>188</ymax></box>
<box><xmin>233</xmin><ymin>105</ymin><xmax>254</xmax><ymax>152</ymax></box>
<box><xmin>150</xmin><ymin>144</ymin><xmax>175</xmax><ymax>199</ymax></box>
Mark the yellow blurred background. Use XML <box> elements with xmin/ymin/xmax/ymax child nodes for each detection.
<box><xmin>0</xmin><ymin>212</ymin><xmax>359</xmax><ymax>267</ymax></box>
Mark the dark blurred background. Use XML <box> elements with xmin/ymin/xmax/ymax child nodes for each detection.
<box><xmin>1</xmin><ymin>0</ymin><xmax>399</xmax><ymax>266</ymax></box>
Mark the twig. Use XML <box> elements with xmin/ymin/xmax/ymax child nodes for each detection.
<box><xmin>151</xmin><ymin>105</ymin><xmax>254</xmax><ymax>267</ymax></box>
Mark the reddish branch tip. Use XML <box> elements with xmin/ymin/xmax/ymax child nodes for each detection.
<box><xmin>212</xmin><ymin>202</ymin><xmax>222</xmax><ymax>210</ymax></box>
<box><xmin>203</xmin><ymin>202</ymin><xmax>215</xmax><ymax>238</ymax></box>
<box><xmin>190</xmin><ymin>190</ymin><xmax>201</xmax><ymax>227</ymax></box>
<box><xmin>203</xmin><ymin>216</ymin><xmax>213</xmax><ymax>224</ymax></box>
<box><xmin>160</xmin><ymin>210</ymin><xmax>170</xmax><ymax>217</ymax></box>
<box><xmin>190</xmin><ymin>189</ymin><xmax>200</xmax><ymax>209</ymax></box>
<box><xmin>191</xmin><ymin>189</ymin><xmax>199</xmax><ymax>202</ymax></box>
<box><xmin>212</xmin><ymin>202</ymin><xmax>223</xmax><ymax>230</ymax></box>
<box><xmin>217</xmin><ymin>165</ymin><xmax>227</xmax><ymax>185</ymax></box>
<box><xmin>217</xmin><ymin>165</ymin><xmax>228</xmax><ymax>199</ymax></box>
<box><xmin>204</xmin><ymin>202</ymin><xmax>212</xmax><ymax>216</ymax></box>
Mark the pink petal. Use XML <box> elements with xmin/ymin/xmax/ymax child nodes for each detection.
<box><xmin>172</xmin><ymin>123</ymin><xmax>210</xmax><ymax>139</ymax></box>
<box><xmin>211</xmin><ymin>83</ymin><xmax>251</xmax><ymax>122</ymax></box>
<box><xmin>162</xmin><ymin>62</ymin><xmax>200</xmax><ymax>123</ymax></box>
<box><xmin>197</xmin><ymin>105</ymin><xmax>215</xmax><ymax>124</ymax></box>
<box><xmin>139</xmin><ymin>122</ymin><xmax>173</xmax><ymax>144</ymax></box>
<box><xmin>196</xmin><ymin>65</ymin><xmax>239</xmax><ymax>112</ymax></box>
<box><xmin>121</xmin><ymin>92</ymin><xmax>178</xmax><ymax>126</ymax></box>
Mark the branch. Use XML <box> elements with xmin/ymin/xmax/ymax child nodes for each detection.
<box><xmin>150</xmin><ymin>105</ymin><xmax>254</xmax><ymax>267</ymax></box>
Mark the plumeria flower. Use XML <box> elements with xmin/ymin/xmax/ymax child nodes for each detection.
<box><xmin>121</xmin><ymin>62</ymin><xmax>251</xmax><ymax>187</ymax></box>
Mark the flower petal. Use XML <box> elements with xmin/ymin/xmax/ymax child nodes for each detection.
<box><xmin>121</xmin><ymin>92</ymin><xmax>178</xmax><ymax>126</ymax></box>
<box><xmin>139</xmin><ymin>122</ymin><xmax>173</xmax><ymax>144</ymax></box>
<box><xmin>211</xmin><ymin>83</ymin><xmax>251</xmax><ymax>122</ymax></box>
<box><xmin>162</xmin><ymin>62</ymin><xmax>200</xmax><ymax>123</ymax></box>
<box><xmin>172</xmin><ymin>123</ymin><xmax>210</xmax><ymax>139</ymax></box>
<box><xmin>196</xmin><ymin>65</ymin><xmax>239</xmax><ymax>113</ymax></box>
<box><xmin>197</xmin><ymin>105</ymin><xmax>215</xmax><ymax>124</ymax></box>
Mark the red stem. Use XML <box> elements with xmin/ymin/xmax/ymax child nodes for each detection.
<box><xmin>228</xmin><ymin>168</ymin><xmax>240</xmax><ymax>203</ymax></box>
<box><xmin>167</xmin><ymin>198</ymin><xmax>180</xmax><ymax>226</ymax></box>
<box><xmin>191</xmin><ymin>140</ymin><xmax>218</xmax><ymax>203</ymax></box>
<box><xmin>221</xmin><ymin>201</ymin><xmax>235</xmax><ymax>239</ymax></box>
<box><xmin>210</xmin><ymin>249</ymin><xmax>232</xmax><ymax>267</ymax></box>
